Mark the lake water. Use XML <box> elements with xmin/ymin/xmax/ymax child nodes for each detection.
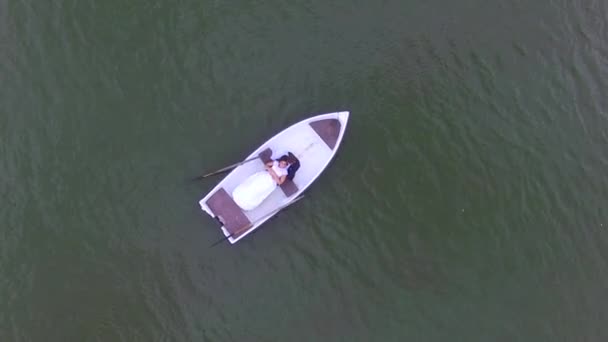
<box><xmin>2</xmin><ymin>0</ymin><xmax>608</xmax><ymax>340</ymax></box>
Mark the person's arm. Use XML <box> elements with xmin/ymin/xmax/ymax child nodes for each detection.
<box><xmin>277</xmin><ymin>175</ymin><xmax>286</xmax><ymax>185</ymax></box>
<box><xmin>267</xmin><ymin>169</ymin><xmax>285</xmax><ymax>185</ymax></box>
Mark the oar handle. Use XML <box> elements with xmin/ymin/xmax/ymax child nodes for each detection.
<box><xmin>196</xmin><ymin>155</ymin><xmax>261</xmax><ymax>180</ymax></box>
<box><xmin>230</xmin><ymin>197</ymin><xmax>303</xmax><ymax>238</ymax></box>
<box><xmin>231</xmin><ymin>223</ymin><xmax>254</xmax><ymax>238</ymax></box>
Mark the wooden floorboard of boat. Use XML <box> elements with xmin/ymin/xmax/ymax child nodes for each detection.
<box><xmin>309</xmin><ymin>119</ymin><xmax>341</xmax><ymax>150</ymax></box>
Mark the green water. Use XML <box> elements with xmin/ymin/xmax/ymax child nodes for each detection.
<box><xmin>2</xmin><ymin>0</ymin><xmax>608</xmax><ymax>341</ymax></box>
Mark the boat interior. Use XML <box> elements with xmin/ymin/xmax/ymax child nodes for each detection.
<box><xmin>202</xmin><ymin>117</ymin><xmax>343</xmax><ymax>238</ymax></box>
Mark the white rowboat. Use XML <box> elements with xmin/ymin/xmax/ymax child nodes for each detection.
<box><xmin>198</xmin><ymin>111</ymin><xmax>350</xmax><ymax>244</ymax></box>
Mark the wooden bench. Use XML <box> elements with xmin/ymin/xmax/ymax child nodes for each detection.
<box><xmin>205</xmin><ymin>187</ymin><xmax>251</xmax><ymax>235</ymax></box>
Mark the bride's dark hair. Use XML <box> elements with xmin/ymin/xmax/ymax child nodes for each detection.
<box><xmin>277</xmin><ymin>155</ymin><xmax>290</xmax><ymax>163</ymax></box>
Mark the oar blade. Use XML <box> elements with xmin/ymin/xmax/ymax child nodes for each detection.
<box><xmin>209</xmin><ymin>223</ymin><xmax>253</xmax><ymax>248</ymax></box>
<box><xmin>199</xmin><ymin>166</ymin><xmax>232</xmax><ymax>179</ymax></box>
<box><xmin>210</xmin><ymin>234</ymin><xmax>231</xmax><ymax>247</ymax></box>
<box><xmin>194</xmin><ymin>156</ymin><xmax>260</xmax><ymax>180</ymax></box>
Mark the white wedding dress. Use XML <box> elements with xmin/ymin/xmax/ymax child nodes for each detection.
<box><xmin>232</xmin><ymin>161</ymin><xmax>288</xmax><ymax>211</ymax></box>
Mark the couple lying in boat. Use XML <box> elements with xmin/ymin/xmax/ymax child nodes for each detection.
<box><xmin>232</xmin><ymin>152</ymin><xmax>300</xmax><ymax>210</ymax></box>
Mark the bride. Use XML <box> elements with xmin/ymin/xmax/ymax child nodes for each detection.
<box><xmin>232</xmin><ymin>155</ymin><xmax>291</xmax><ymax>210</ymax></box>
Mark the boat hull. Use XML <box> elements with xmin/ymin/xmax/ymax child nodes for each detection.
<box><xmin>199</xmin><ymin>111</ymin><xmax>350</xmax><ymax>244</ymax></box>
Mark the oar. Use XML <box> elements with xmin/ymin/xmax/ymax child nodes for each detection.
<box><xmin>210</xmin><ymin>195</ymin><xmax>305</xmax><ymax>247</ymax></box>
<box><xmin>194</xmin><ymin>155</ymin><xmax>260</xmax><ymax>180</ymax></box>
